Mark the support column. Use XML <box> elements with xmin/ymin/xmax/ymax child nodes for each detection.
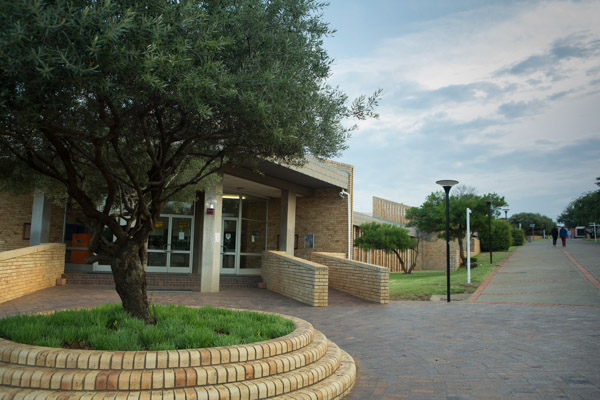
<box><xmin>195</xmin><ymin>180</ymin><xmax>223</xmax><ymax>292</ymax></box>
<box><xmin>30</xmin><ymin>192</ymin><xmax>52</xmax><ymax>246</ymax></box>
<box><xmin>279</xmin><ymin>189</ymin><xmax>296</xmax><ymax>256</ymax></box>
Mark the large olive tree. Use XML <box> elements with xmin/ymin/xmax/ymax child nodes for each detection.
<box><xmin>0</xmin><ymin>0</ymin><xmax>378</xmax><ymax>323</ymax></box>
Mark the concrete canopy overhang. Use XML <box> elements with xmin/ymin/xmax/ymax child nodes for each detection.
<box><xmin>222</xmin><ymin>157</ymin><xmax>350</xmax><ymax>198</ymax></box>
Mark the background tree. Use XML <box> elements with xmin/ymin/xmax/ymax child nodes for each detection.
<box><xmin>406</xmin><ymin>186</ymin><xmax>506</xmax><ymax>266</ymax></box>
<box><xmin>0</xmin><ymin>0</ymin><xmax>378</xmax><ymax>323</ymax></box>
<box><xmin>354</xmin><ymin>222</ymin><xmax>417</xmax><ymax>274</ymax></box>
<box><xmin>557</xmin><ymin>191</ymin><xmax>600</xmax><ymax>228</ymax></box>
<box><xmin>510</xmin><ymin>212</ymin><xmax>555</xmax><ymax>234</ymax></box>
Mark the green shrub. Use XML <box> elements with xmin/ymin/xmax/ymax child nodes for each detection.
<box><xmin>480</xmin><ymin>220</ymin><xmax>513</xmax><ymax>251</ymax></box>
<box><xmin>511</xmin><ymin>227</ymin><xmax>525</xmax><ymax>246</ymax></box>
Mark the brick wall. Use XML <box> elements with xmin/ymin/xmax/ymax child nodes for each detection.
<box><xmin>261</xmin><ymin>250</ymin><xmax>328</xmax><ymax>307</ymax></box>
<box><xmin>417</xmin><ymin>235</ymin><xmax>461</xmax><ymax>272</ymax></box>
<box><xmin>372</xmin><ymin>197</ymin><xmax>411</xmax><ymax>225</ymax></box>
<box><xmin>0</xmin><ymin>243</ymin><xmax>66</xmax><ymax>303</ymax></box>
<box><xmin>0</xmin><ymin>190</ymin><xmax>64</xmax><ymax>252</ymax></box>
<box><xmin>266</xmin><ymin>188</ymin><xmax>351</xmax><ymax>261</ymax></box>
<box><xmin>312</xmin><ymin>252</ymin><xmax>389</xmax><ymax>304</ymax></box>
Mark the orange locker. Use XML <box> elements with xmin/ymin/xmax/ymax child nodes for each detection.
<box><xmin>70</xmin><ymin>233</ymin><xmax>92</xmax><ymax>264</ymax></box>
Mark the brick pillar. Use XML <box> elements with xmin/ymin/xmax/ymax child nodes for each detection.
<box><xmin>30</xmin><ymin>192</ymin><xmax>52</xmax><ymax>246</ymax></box>
<box><xmin>280</xmin><ymin>189</ymin><xmax>297</xmax><ymax>255</ymax></box>
<box><xmin>197</xmin><ymin>180</ymin><xmax>223</xmax><ymax>292</ymax></box>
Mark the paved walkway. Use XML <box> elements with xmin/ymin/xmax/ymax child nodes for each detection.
<box><xmin>471</xmin><ymin>238</ymin><xmax>600</xmax><ymax>307</ymax></box>
<box><xmin>1</xmin><ymin>240</ymin><xmax>600</xmax><ymax>399</ymax></box>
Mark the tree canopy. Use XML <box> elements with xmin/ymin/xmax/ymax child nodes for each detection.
<box><xmin>509</xmin><ymin>212</ymin><xmax>555</xmax><ymax>233</ymax></box>
<box><xmin>557</xmin><ymin>191</ymin><xmax>600</xmax><ymax>228</ymax></box>
<box><xmin>406</xmin><ymin>186</ymin><xmax>506</xmax><ymax>266</ymax></box>
<box><xmin>0</xmin><ymin>0</ymin><xmax>378</xmax><ymax>322</ymax></box>
<box><xmin>353</xmin><ymin>222</ymin><xmax>417</xmax><ymax>273</ymax></box>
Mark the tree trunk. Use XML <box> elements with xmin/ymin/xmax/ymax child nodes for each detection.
<box><xmin>410</xmin><ymin>236</ymin><xmax>420</xmax><ymax>271</ymax></box>
<box><xmin>393</xmin><ymin>249</ymin><xmax>407</xmax><ymax>273</ymax></box>
<box><xmin>111</xmin><ymin>244</ymin><xmax>155</xmax><ymax>324</ymax></box>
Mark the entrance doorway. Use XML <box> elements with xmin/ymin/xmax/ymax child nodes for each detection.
<box><xmin>220</xmin><ymin>195</ymin><xmax>267</xmax><ymax>275</ymax></box>
<box><xmin>92</xmin><ymin>202</ymin><xmax>194</xmax><ymax>273</ymax></box>
<box><xmin>146</xmin><ymin>202</ymin><xmax>194</xmax><ymax>273</ymax></box>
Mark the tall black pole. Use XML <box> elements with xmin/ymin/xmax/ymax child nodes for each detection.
<box><xmin>444</xmin><ymin>186</ymin><xmax>451</xmax><ymax>302</ymax></box>
<box><xmin>487</xmin><ymin>200</ymin><xmax>493</xmax><ymax>264</ymax></box>
<box><xmin>437</xmin><ymin>180</ymin><xmax>458</xmax><ymax>303</ymax></box>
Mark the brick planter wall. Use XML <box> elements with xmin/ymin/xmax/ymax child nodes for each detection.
<box><xmin>0</xmin><ymin>313</ymin><xmax>357</xmax><ymax>399</ymax></box>
<box><xmin>312</xmin><ymin>252</ymin><xmax>389</xmax><ymax>304</ymax></box>
<box><xmin>0</xmin><ymin>243</ymin><xmax>66</xmax><ymax>304</ymax></box>
<box><xmin>261</xmin><ymin>251</ymin><xmax>328</xmax><ymax>306</ymax></box>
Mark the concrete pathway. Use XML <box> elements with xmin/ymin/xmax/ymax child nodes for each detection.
<box><xmin>471</xmin><ymin>238</ymin><xmax>600</xmax><ymax>307</ymax></box>
<box><xmin>1</xmin><ymin>240</ymin><xmax>600</xmax><ymax>399</ymax></box>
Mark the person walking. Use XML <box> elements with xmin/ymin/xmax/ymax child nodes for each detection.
<box><xmin>559</xmin><ymin>226</ymin><xmax>568</xmax><ymax>247</ymax></box>
<box><xmin>551</xmin><ymin>226</ymin><xmax>559</xmax><ymax>246</ymax></box>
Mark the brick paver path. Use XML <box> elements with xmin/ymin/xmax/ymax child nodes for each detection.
<box><xmin>1</xmin><ymin>239</ymin><xmax>599</xmax><ymax>399</ymax></box>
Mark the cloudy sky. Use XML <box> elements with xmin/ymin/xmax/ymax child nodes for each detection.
<box><xmin>322</xmin><ymin>0</ymin><xmax>600</xmax><ymax>221</ymax></box>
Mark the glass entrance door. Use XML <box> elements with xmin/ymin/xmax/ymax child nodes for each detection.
<box><xmin>221</xmin><ymin>218</ymin><xmax>238</xmax><ymax>274</ymax></box>
<box><xmin>147</xmin><ymin>215</ymin><xmax>193</xmax><ymax>273</ymax></box>
<box><xmin>220</xmin><ymin>195</ymin><xmax>266</xmax><ymax>275</ymax></box>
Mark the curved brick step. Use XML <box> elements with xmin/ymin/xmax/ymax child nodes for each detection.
<box><xmin>0</xmin><ymin>316</ymin><xmax>314</xmax><ymax>370</ymax></box>
<box><xmin>0</xmin><ymin>312</ymin><xmax>356</xmax><ymax>399</ymax></box>
<box><xmin>0</xmin><ymin>330</ymin><xmax>329</xmax><ymax>391</ymax></box>
<box><xmin>273</xmin><ymin>350</ymin><xmax>356</xmax><ymax>400</ymax></box>
<box><xmin>0</xmin><ymin>340</ymin><xmax>343</xmax><ymax>399</ymax></box>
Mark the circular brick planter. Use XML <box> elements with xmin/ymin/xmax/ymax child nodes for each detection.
<box><xmin>0</xmin><ymin>312</ymin><xmax>356</xmax><ymax>399</ymax></box>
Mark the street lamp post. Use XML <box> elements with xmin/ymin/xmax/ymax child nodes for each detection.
<box><xmin>486</xmin><ymin>198</ymin><xmax>493</xmax><ymax>264</ymax></box>
<box><xmin>436</xmin><ymin>179</ymin><xmax>459</xmax><ymax>302</ymax></box>
<box><xmin>504</xmin><ymin>208</ymin><xmax>509</xmax><ymax>219</ymax></box>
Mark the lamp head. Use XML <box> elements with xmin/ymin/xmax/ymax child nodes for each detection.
<box><xmin>436</xmin><ymin>180</ymin><xmax>459</xmax><ymax>188</ymax></box>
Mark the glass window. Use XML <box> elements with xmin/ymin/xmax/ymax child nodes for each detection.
<box><xmin>222</xmin><ymin>255</ymin><xmax>235</xmax><ymax>270</ymax></box>
<box><xmin>171</xmin><ymin>217</ymin><xmax>192</xmax><ymax>251</ymax></box>
<box><xmin>148</xmin><ymin>217</ymin><xmax>169</xmax><ymax>250</ymax></box>
<box><xmin>222</xmin><ymin>197</ymin><xmax>240</xmax><ymax>217</ymax></box>
<box><xmin>170</xmin><ymin>253</ymin><xmax>190</xmax><ymax>268</ymax></box>
<box><xmin>223</xmin><ymin>220</ymin><xmax>237</xmax><ymax>252</ymax></box>
<box><xmin>240</xmin><ymin>219</ymin><xmax>266</xmax><ymax>253</ymax></box>
<box><xmin>148</xmin><ymin>252</ymin><xmax>167</xmax><ymax>267</ymax></box>
<box><xmin>162</xmin><ymin>201</ymin><xmax>194</xmax><ymax>215</ymax></box>
<box><xmin>241</xmin><ymin>196</ymin><xmax>267</xmax><ymax>221</ymax></box>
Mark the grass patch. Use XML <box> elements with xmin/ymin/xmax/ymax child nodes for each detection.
<box><xmin>389</xmin><ymin>246</ymin><xmax>517</xmax><ymax>300</ymax></box>
<box><xmin>0</xmin><ymin>304</ymin><xmax>295</xmax><ymax>350</ymax></box>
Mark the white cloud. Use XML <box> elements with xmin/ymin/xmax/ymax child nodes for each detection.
<box><xmin>328</xmin><ymin>0</ymin><xmax>600</xmax><ymax>220</ymax></box>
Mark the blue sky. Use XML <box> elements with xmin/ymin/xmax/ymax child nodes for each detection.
<box><xmin>322</xmin><ymin>0</ymin><xmax>600</xmax><ymax>221</ymax></box>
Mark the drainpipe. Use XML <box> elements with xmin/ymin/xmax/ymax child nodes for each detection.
<box><xmin>339</xmin><ymin>190</ymin><xmax>351</xmax><ymax>260</ymax></box>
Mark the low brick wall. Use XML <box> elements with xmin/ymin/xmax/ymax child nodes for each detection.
<box><xmin>261</xmin><ymin>251</ymin><xmax>328</xmax><ymax>307</ymax></box>
<box><xmin>312</xmin><ymin>252</ymin><xmax>389</xmax><ymax>304</ymax></box>
<box><xmin>0</xmin><ymin>243</ymin><xmax>66</xmax><ymax>304</ymax></box>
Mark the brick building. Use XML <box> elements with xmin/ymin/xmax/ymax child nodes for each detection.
<box><xmin>1</xmin><ymin>158</ymin><xmax>363</xmax><ymax>301</ymax></box>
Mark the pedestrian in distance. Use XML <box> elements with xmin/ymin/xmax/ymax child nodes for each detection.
<box><xmin>551</xmin><ymin>226</ymin><xmax>558</xmax><ymax>246</ymax></box>
<box><xmin>559</xmin><ymin>226</ymin><xmax>568</xmax><ymax>247</ymax></box>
